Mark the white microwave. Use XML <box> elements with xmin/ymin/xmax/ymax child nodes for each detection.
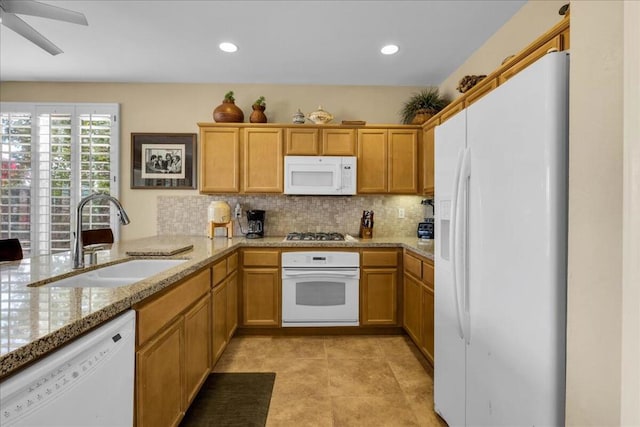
<box><xmin>284</xmin><ymin>156</ymin><xmax>357</xmax><ymax>195</ymax></box>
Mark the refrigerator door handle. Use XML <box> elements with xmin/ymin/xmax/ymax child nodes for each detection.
<box><xmin>458</xmin><ymin>147</ymin><xmax>472</xmax><ymax>345</ymax></box>
<box><xmin>450</xmin><ymin>148</ymin><xmax>465</xmax><ymax>340</ymax></box>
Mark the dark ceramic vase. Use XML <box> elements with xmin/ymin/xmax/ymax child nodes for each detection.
<box><xmin>213</xmin><ymin>99</ymin><xmax>244</xmax><ymax>123</ymax></box>
<box><xmin>249</xmin><ymin>105</ymin><xmax>267</xmax><ymax>123</ymax></box>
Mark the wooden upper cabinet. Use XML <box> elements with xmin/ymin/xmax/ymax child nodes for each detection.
<box><xmin>388</xmin><ymin>129</ymin><xmax>418</xmax><ymax>193</ymax></box>
<box><xmin>421</xmin><ymin>121</ymin><xmax>436</xmax><ymax>196</ymax></box>
<box><xmin>321</xmin><ymin>128</ymin><xmax>357</xmax><ymax>155</ymax></box>
<box><xmin>357</xmin><ymin>129</ymin><xmax>388</xmax><ymax>193</ymax></box>
<box><xmin>243</xmin><ymin>128</ymin><xmax>283</xmax><ymax>193</ymax></box>
<box><xmin>357</xmin><ymin>128</ymin><xmax>418</xmax><ymax>194</ymax></box>
<box><xmin>284</xmin><ymin>127</ymin><xmax>356</xmax><ymax>156</ymax></box>
<box><xmin>499</xmin><ymin>35</ymin><xmax>563</xmax><ymax>84</ymax></box>
<box><xmin>464</xmin><ymin>77</ymin><xmax>498</xmax><ymax>108</ymax></box>
<box><xmin>200</xmin><ymin>127</ymin><xmax>240</xmax><ymax>193</ymax></box>
<box><xmin>285</xmin><ymin>128</ymin><xmax>319</xmax><ymax>155</ymax></box>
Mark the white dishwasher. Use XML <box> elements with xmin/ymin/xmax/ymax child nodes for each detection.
<box><xmin>1</xmin><ymin>310</ymin><xmax>136</xmax><ymax>427</ymax></box>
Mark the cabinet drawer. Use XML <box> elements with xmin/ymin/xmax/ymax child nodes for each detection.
<box><xmin>362</xmin><ymin>250</ymin><xmax>397</xmax><ymax>267</ymax></box>
<box><xmin>212</xmin><ymin>259</ymin><xmax>227</xmax><ymax>286</ymax></box>
<box><xmin>403</xmin><ymin>252</ymin><xmax>422</xmax><ymax>280</ymax></box>
<box><xmin>242</xmin><ymin>250</ymin><xmax>279</xmax><ymax>267</ymax></box>
<box><xmin>422</xmin><ymin>260</ymin><xmax>434</xmax><ymax>288</ymax></box>
<box><xmin>227</xmin><ymin>252</ymin><xmax>238</xmax><ymax>273</ymax></box>
<box><xmin>136</xmin><ymin>268</ymin><xmax>210</xmax><ymax>346</ymax></box>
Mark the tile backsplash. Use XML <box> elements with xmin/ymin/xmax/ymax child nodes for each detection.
<box><xmin>157</xmin><ymin>195</ymin><xmax>432</xmax><ymax>238</ymax></box>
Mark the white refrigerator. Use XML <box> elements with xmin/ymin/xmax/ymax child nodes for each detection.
<box><xmin>434</xmin><ymin>52</ymin><xmax>569</xmax><ymax>426</ymax></box>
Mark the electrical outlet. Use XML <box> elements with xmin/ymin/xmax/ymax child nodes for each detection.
<box><xmin>398</xmin><ymin>208</ymin><xmax>405</xmax><ymax>219</ymax></box>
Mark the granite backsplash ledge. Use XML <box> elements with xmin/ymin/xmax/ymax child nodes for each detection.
<box><xmin>157</xmin><ymin>195</ymin><xmax>429</xmax><ymax>238</ymax></box>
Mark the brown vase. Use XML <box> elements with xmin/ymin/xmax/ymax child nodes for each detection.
<box><xmin>411</xmin><ymin>109</ymin><xmax>435</xmax><ymax>125</ymax></box>
<box><xmin>213</xmin><ymin>99</ymin><xmax>244</xmax><ymax>123</ymax></box>
<box><xmin>249</xmin><ymin>105</ymin><xmax>267</xmax><ymax>123</ymax></box>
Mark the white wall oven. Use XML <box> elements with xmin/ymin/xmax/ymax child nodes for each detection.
<box><xmin>281</xmin><ymin>251</ymin><xmax>359</xmax><ymax>327</ymax></box>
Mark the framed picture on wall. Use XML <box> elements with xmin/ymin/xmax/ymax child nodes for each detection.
<box><xmin>131</xmin><ymin>133</ymin><xmax>197</xmax><ymax>189</ymax></box>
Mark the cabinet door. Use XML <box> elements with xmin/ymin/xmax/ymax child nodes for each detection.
<box><xmin>388</xmin><ymin>129</ymin><xmax>418</xmax><ymax>193</ymax></box>
<box><xmin>184</xmin><ymin>295</ymin><xmax>211</xmax><ymax>406</ymax></box>
<box><xmin>242</xmin><ymin>268</ymin><xmax>280</xmax><ymax>326</ymax></box>
<box><xmin>361</xmin><ymin>267</ymin><xmax>398</xmax><ymax>325</ymax></box>
<box><xmin>421</xmin><ymin>284</ymin><xmax>435</xmax><ymax>364</ymax></box>
<box><xmin>285</xmin><ymin>128</ymin><xmax>319</xmax><ymax>155</ymax></box>
<box><xmin>422</xmin><ymin>123</ymin><xmax>436</xmax><ymax>196</ymax></box>
<box><xmin>321</xmin><ymin>128</ymin><xmax>356</xmax><ymax>155</ymax></box>
<box><xmin>243</xmin><ymin>128</ymin><xmax>283</xmax><ymax>192</ymax></box>
<box><xmin>226</xmin><ymin>270</ymin><xmax>238</xmax><ymax>340</ymax></box>
<box><xmin>403</xmin><ymin>273</ymin><xmax>422</xmax><ymax>345</ymax></box>
<box><xmin>357</xmin><ymin>129</ymin><xmax>388</xmax><ymax>193</ymax></box>
<box><xmin>136</xmin><ymin>319</ymin><xmax>184</xmax><ymax>427</ymax></box>
<box><xmin>212</xmin><ymin>283</ymin><xmax>227</xmax><ymax>365</ymax></box>
<box><xmin>200</xmin><ymin>127</ymin><xmax>240</xmax><ymax>193</ymax></box>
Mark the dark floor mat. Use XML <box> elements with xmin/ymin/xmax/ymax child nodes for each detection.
<box><xmin>180</xmin><ymin>372</ymin><xmax>276</xmax><ymax>427</ymax></box>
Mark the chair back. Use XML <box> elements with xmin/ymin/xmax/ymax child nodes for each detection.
<box><xmin>81</xmin><ymin>228</ymin><xmax>114</xmax><ymax>246</ymax></box>
<box><xmin>0</xmin><ymin>238</ymin><xmax>24</xmax><ymax>261</ymax></box>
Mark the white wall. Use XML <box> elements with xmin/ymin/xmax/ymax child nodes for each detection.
<box><xmin>566</xmin><ymin>1</ymin><xmax>625</xmax><ymax>425</ymax></box>
<box><xmin>438</xmin><ymin>0</ymin><xmax>566</xmax><ymax>100</ymax></box>
<box><xmin>621</xmin><ymin>1</ymin><xmax>640</xmax><ymax>424</ymax></box>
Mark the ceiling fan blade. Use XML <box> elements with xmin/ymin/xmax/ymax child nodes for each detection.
<box><xmin>1</xmin><ymin>0</ymin><xmax>88</xmax><ymax>25</ymax></box>
<box><xmin>0</xmin><ymin>9</ymin><xmax>63</xmax><ymax>55</ymax></box>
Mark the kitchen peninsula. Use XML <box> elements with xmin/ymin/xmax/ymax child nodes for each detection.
<box><xmin>0</xmin><ymin>235</ymin><xmax>434</xmax><ymax>379</ymax></box>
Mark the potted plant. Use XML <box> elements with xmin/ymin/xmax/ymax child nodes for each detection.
<box><xmin>213</xmin><ymin>90</ymin><xmax>244</xmax><ymax>123</ymax></box>
<box><xmin>250</xmin><ymin>96</ymin><xmax>267</xmax><ymax>123</ymax></box>
<box><xmin>400</xmin><ymin>87</ymin><xmax>450</xmax><ymax>124</ymax></box>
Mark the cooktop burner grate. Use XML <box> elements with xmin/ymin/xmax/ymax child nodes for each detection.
<box><xmin>285</xmin><ymin>232</ymin><xmax>345</xmax><ymax>241</ymax></box>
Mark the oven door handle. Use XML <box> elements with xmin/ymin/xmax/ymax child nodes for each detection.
<box><xmin>282</xmin><ymin>270</ymin><xmax>360</xmax><ymax>278</ymax></box>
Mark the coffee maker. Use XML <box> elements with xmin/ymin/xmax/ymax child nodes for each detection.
<box><xmin>417</xmin><ymin>199</ymin><xmax>434</xmax><ymax>240</ymax></box>
<box><xmin>246</xmin><ymin>210</ymin><xmax>265</xmax><ymax>239</ymax></box>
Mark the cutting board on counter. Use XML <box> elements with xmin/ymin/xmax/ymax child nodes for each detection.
<box><xmin>125</xmin><ymin>243</ymin><xmax>193</xmax><ymax>256</ymax></box>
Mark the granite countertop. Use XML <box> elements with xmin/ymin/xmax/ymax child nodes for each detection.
<box><xmin>0</xmin><ymin>235</ymin><xmax>433</xmax><ymax>379</ymax></box>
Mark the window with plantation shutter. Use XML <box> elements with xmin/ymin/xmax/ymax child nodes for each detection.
<box><xmin>1</xmin><ymin>103</ymin><xmax>120</xmax><ymax>257</ymax></box>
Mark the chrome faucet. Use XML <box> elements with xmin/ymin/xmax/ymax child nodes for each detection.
<box><xmin>73</xmin><ymin>192</ymin><xmax>130</xmax><ymax>269</ymax></box>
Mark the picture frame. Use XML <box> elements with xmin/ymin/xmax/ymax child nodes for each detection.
<box><xmin>131</xmin><ymin>133</ymin><xmax>197</xmax><ymax>189</ymax></box>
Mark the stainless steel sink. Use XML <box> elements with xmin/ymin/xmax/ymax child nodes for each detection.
<box><xmin>41</xmin><ymin>259</ymin><xmax>187</xmax><ymax>288</ymax></box>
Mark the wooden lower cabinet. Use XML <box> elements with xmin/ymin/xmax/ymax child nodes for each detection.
<box><xmin>240</xmin><ymin>249</ymin><xmax>280</xmax><ymax>327</ymax></box>
<box><xmin>242</xmin><ymin>268</ymin><xmax>280</xmax><ymax>326</ymax></box>
<box><xmin>402</xmin><ymin>251</ymin><xmax>435</xmax><ymax>364</ymax></box>
<box><xmin>136</xmin><ymin>319</ymin><xmax>184</xmax><ymax>427</ymax></box>
<box><xmin>361</xmin><ymin>268</ymin><xmax>398</xmax><ymax>325</ymax></box>
<box><xmin>403</xmin><ymin>273</ymin><xmax>422</xmax><ymax>344</ymax></box>
<box><xmin>212</xmin><ymin>281</ymin><xmax>228</xmax><ymax>364</ymax></box>
<box><xmin>422</xmin><ymin>285</ymin><xmax>435</xmax><ymax>361</ymax></box>
<box><xmin>184</xmin><ymin>295</ymin><xmax>211</xmax><ymax>406</ymax></box>
<box><xmin>211</xmin><ymin>252</ymin><xmax>239</xmax><ymax>367</ymax></box>
<box><xmin>226</xmin><ymin>271</ymin><xmax>238</xmax><ymax>339</ymax></box>
<box><xmin>360</xmin><ymin>249</ymin><xmax>399</xmax><ymax>326</ymax></box>
<box><xmin>135</xmin><ymin>268</ymin><xmax>212</xmax><ymax>427</ymax></box>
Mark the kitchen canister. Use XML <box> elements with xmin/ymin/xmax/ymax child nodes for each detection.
<box><xmin>208</xmin><ymin>201</ymin><xmax>231</xmax><ymax>224</ymax></box>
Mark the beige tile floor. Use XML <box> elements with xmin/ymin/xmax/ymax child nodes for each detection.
<box><xmin>213</xmin><ymin>334</ymin><xmax>448</xmax><ymax>427</ymax></box>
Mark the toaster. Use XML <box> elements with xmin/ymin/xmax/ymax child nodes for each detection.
<box><xmin>417</xmin><ymin>219</ymin><xmax>434</xmax><ymax>239</ymax></box>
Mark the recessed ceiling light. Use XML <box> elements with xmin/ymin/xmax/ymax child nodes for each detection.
<box><xmin>381</xmin><ymin>44</ymin><xmax>399</xmax><ymax>55</ymax></box>
<box><xmin>219</xmin><ymin>42</ymin><xmax>238</xmax><ymax>53</ymax></box>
